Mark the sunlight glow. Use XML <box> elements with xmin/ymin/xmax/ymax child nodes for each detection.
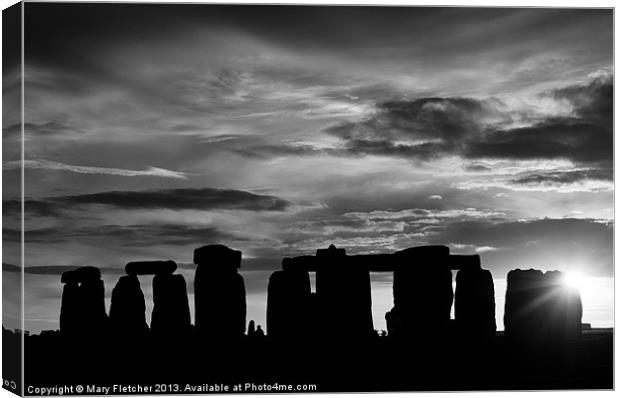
<box><xmin>563</xmin><ymin>271</ymin><xmax>586</xmax><ymax>292</ymax></box>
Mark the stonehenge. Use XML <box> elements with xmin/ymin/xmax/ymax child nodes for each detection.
<box><xmin>56</xmin><ymin>244</ymin><xmax>583</xmax><ymax>352</ymax></box>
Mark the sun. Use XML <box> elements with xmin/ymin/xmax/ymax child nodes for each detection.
<box><xmin>562</xmin><ymin>271</ymin><xmax>586</xmax><ymax>291</ymax></box>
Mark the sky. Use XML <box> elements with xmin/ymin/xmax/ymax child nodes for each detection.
<box><xmin>2</xmin><ymin>4</ymin><xmax>613</xmax><ymax>333</ymax></box>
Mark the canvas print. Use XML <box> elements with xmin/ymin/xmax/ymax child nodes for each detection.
<box><xmin>1</xmin><ymin>2</ymin><xmax>614</xmax><ymax>395</ymax></box>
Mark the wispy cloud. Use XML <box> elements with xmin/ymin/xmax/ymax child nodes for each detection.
<box><xmin>344</xmin><ymin>208</ymin><xmax>506</xmax><ymax>221</ymax></box>
<box><xmin>3</xmin><ymin>159</ymin><xmax>188</xmax><ymax>179</ymax></box>
<box><xmin>456</xmin><ymin>175</ymin><xmax>613</xmax><ymax>193</ymax></box>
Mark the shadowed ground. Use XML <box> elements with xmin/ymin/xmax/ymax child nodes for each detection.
<box><xmin>6</xmin><ymin>326</ymin><xmax>612</xmax><ymax>393</ymax></box>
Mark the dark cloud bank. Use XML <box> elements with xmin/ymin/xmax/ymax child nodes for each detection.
<box><xmin>3</xmin><ymin>187</ymin><xmax>292</xmax><ymax>217</ymax></box>
<box><xmin>3</xmin><ymin>262</ymin><xmax>124</xmax><ymax>276</ymax></box>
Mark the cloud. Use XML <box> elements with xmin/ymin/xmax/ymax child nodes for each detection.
<box><xmin>3</xmin><ymin>199</ymin><xmax>62</xmax><ymax>217</ymax></box>
<box><xmin>324</xmin><ymin>97</ymin><xmax>492</xmax><ymax>160</ymax></box>
<box><xmin>465</xmin><ymin>120</ymin><xmax>610</xmax><ymax>163</ymax></box>
<box><xmin>2</xmin><ymin>263</ymin><xmax>125</xmax><ymax>276</ymax></box>
<box><xmin>278</xmin><ymin>207</ymin><xmax>509</xmax><ymax>256</ymax></box>
<box><xmin>326</xmin><ymin>76</ymin><xmax>612</xmax><ymax>165</ymax></box>
<box><xmin>425</xmin><ymin>217</ymin><xmax>611</xmax><ymax>246</ymax></box>
<box><xmin>510</xmin><ymin>168</ymin><xmax>612</xmax><ymax>186</ymax></box>
<box><xmin>235</xmin><ymin>75</ymin><xmax>612</xmax><ymax>193</ymax></box>
<box><xmin>233</xmin><ymin>144</ymin><xmax>328</xmax><ymax>159</ymax></box>
<box><xmin>337</xmin><ymin>98</ymin><xmax>488</xmax><ymax>141</ymax></box>
<box><xmin>464</xmin><ymin>163</ymin><xmax>494</xmax><ymax>172</ymax></box>
<box><xmin>473</xmin><ymin>76</ymin><xmax>612</xmax><ymax>164</ymax></box>
<box><xmin>457</xmin><ymin>174</ymin><xmax>613</xmax><ymax>193</ymax></box>
<box><xmin>3</xmin><ymin>159</ymin><xmax>188</xmax><ymax>179</ymax></box>
<box><xmin>222</xmin><ymin>74</ymin><xmax>608</xmax><ymax>193</ymax></box>
<box><xmin>465</xmin><ymin>74</ymin><xmax>610</xmax><ymax>166</ymax></box>
<box><xmin>552</xmin><ymin>72</ymin><xmax>612</xmax><ymax>124</ymax></box>
<box><xmin>3</xmin><ymin>187</ymin><xmax>292</xmax><ymax>218</ymax></box>
<box><xmin>60</xmin><ymin>187</ymin><xmax>291</xmax><ymax>211</ymax></box>
<box><xmin>2</xmin><ymin>121</ymin><xmax>85</xmax><ymax>140</ymax></box>
<box><xmin>447</xmin><ymin>243</ymin><xmax>498</xmax><ymax>254</ymax></box>
<box><xmin>344</xmin><ymin>208</ymin><xmax>506</xmax><ymax>221</ymax></box>
<box><xmin>5</xmin><ymin>224</ymin><xmax>247</xmax><ymax>248</ymax></box>
<box><xmin>2</xmin><ymin>263</ymin><xmax>21</xmax><ymax>273</ymax></box>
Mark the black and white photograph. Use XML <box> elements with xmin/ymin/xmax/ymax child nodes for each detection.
<box><xmin>1</xmin><ymin>1</ymin><xmax>615</xmax><ymax>395</ymax></box>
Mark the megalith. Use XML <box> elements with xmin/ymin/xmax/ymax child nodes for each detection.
<box><xmin>391</xmin><ymin>246</ymin><xmax>453</xmax><ymax>338</ymax></box>
<box><xmin>193</xmin><ymin>244</ymin><xmax>246</xmax><ymax>341</ymax></box>
<box><xmin>315</xmin><ymin>245</ymin><xmax>374</xmax><ymax>339</ymax></box>
<box><xmin>60</xmin><ymin>266</ymin><xmax>108</xmax><ymax>336</ymax></box>
<box><xmin>455</xmin><ymin>267</ymin><xmax>496</xmax><ymax>340</ymax></box>
<box><xmin>151</xmin><ymin>273</ymin><xmax>191</xmax><ymax>337</ymax></box>
<box><xmin>266</xmin><ymin>268</ymin><xmax>311</xmax><ymax>340</ymax></box>
<box><xmin>109</xmin><ymin>274</ymin><xmax>149</xmax><ymax>337</ymax></box>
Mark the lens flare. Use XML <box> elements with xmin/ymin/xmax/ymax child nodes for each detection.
<box><xmin>563</xmin><ymin>271</ymin><xmax>586</xmax><ymax>292</ymax></box>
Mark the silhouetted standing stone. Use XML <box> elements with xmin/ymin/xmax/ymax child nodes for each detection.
<box><xmin>248</xmin><ymin>320</ymin><xmax>256</xmax><ymax>336</ymax></box>
<box><xmin>504</xmin><ymin>269</ymin><xmax>582</xmax><ymax>347</ymax></box>
<box><xmin>194</xmin><ymin>244</ymin><xmax>246</xmax><ymax>341</ymax></box>
<box><xmin>61</xmin><ymin>266</ymin><xmax>102</xmax><ymax>283</ymax></box>
<box><xmin>60</xmin><ymin>281</ymin><xmax>80</xmax><ymax>336</ymax></box>
<box><xmin>60</xmin><ymin>266</ymin><xmax>108</xmax><ymax>336</ymax></box>
<box><xmin>194</xmin><ymin>244</ymin><xmax>241</xmax><ymax>269</ymax></box>
<box><xmin>543</xmin><ymin>271</ymin><xmax>582</xmax><ymax>345</ymax></box>
<box><xmin>385</xmin><ymin>307</ymin><xmax>404</xmax><ymax>338</ymax></box>
<box><xmin>391</xmin><ymin>246</ymin><xmax>453</xmax><ymax>339</ymax></box>
<box><xmin>151</xmin><ymin>273</ymin><xmax>191</xmax><ymax>337</ymax></box>
<box><xmin>504</xmin><ymin>268</ymin><xmax>583</xmax><ymax>375</ymax></box>
<box><xmin>80</xmin><ymin>278</ymin><xmax>108</xmax><ymax>334</ymax></box>
<box><xmin>256</xmin><ymin>325</ymin><xmax>264</xmax><ymax>337</ymax></box>
<box><xmin>109</xmin><ymin>275</ymin><xmax>149</xmax><ymax>337</ymax></box>
<box><xmin>541</xmin><ymin>271</ymin><xmax>583</xmax><ymax>371</ymax></box>
<box><xmin>306</xmin><ymin>292</ymin><xmax>320</xmax><ymax>339</ymax></box>
<box><xmin>504</xmin><ymin>269</ymin><xmax>548</xmax><ymax>345</ymax></box>
<box><xmin>267</xmin><ymin>268</ymin><xmax>311</xmax><ymax>340</ymax></box>
<box><xmin>455</xmin><ymin>268</ymin><xmax>496</xmax><ymax>340</ymax></box>
<box><xmin>315</xmin><ymin>245</ymin><xmax>374</xmax><ymax>340</ymax></box>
